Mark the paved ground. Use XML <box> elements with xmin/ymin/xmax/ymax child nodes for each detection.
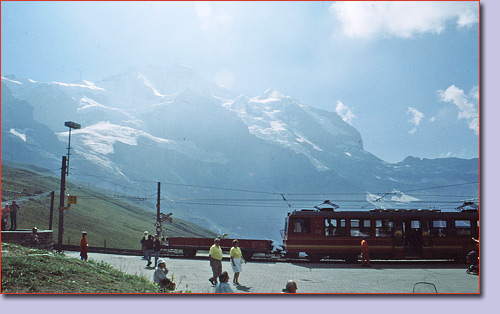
<box><xmin>64</xmin><ymin>251</ymin><xmax>479</xmax><ymax>294</ymax></box>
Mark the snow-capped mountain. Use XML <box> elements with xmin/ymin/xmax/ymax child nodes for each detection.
<box><xmin>1</xmin><ymin>65</ymin><xmax>479</xmax><ymax>241</ymax></box>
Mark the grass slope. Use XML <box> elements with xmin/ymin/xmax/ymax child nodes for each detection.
<box><xmin>1</xmin><ymin>243</ymin><xmax>169</xmax><ymax>293</ymax></box>
<box><xmin>1</xmin><ymin>163</ymin><xmax>217</xmax><ymax>249</ymax></box>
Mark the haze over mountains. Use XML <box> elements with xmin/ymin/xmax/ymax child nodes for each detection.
<box><xmin>1</xmin><ymin>64</ymin><xmax>479</xmax><ymax>242</ymax></box>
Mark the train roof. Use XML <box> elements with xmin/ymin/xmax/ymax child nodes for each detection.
<box><xmin>287</xmin><ymin>208</ymin><xmax>479</xmax><ymax>218</ymax></box>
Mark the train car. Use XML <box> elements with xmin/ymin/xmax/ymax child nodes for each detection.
<box><xmin>167</xmin><ymin>237</ymin><xmax>273</xmax><ymax>260</ymax></box>
<box><xmin>281</xmin><ymin>207</ymin><xmax>479</xmax><ymax>262</ymax></box>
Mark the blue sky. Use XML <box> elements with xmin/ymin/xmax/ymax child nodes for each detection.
<box><xmin>1</xmin><ymin>1</ymin><xmax>479</xmax><ymax>163</ymax></box>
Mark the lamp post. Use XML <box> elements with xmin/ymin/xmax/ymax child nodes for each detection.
<box><xmin>64</xmin><ymin>121</ymin><xmax>81</xmax><ymax>176</ymax></box>
<box><xmin>58</xmin><ymin>121</ymin><xmax>80</xmax><ymax>252</ymax></box>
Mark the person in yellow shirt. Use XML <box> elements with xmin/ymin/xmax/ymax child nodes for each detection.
<box><xmin>230</xmin><ymin>239</ymin><xmax>246</xmax><ymax>285</ymax></box>
<box><xmin>209</xmin><ymin>237</ymin><xmax>223</xmax><ymax>285</ymax></box>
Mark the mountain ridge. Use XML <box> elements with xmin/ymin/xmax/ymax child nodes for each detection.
<box><xmin>1</xmin><ymin>65</ymin><xmax>479</xmax><ymax>241</ymax></box>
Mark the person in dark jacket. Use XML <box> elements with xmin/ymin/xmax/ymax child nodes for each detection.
<box><xmin>144</xmin><ymin>234</ymin><xmax>154</xmax><ymax>267</ymax></box>
<box><xmin>153</xmin><ymin>234</ymin><xmax>162</xmax><ymax>267</ymax></box>
<box><xmin>9</xmin><ymin>201</ymin><xmax>19</xmax><ymax>230</ymax></box>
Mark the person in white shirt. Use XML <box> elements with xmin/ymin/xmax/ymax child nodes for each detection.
<box><xmin>214</xmin><ymin>271</ymin><xmax>234</xmax><ymax>293</ymax></box>
<box><xmin>153</xmin><ymin>258</ymin><xmax>175</xmax><ymax>290</ymax></box>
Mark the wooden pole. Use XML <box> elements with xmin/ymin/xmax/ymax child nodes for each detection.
<box><xmin>57</xmin><ymin>156</ymin><xmax>67</xmax><ymax>253</ymax></box>
<box><xmin>157</xmin><ymin>182</ymin><xmax>161</xmax><ymax>236</ymax></box>
<box><xmin>49</xmin><ymin>191</ymin><xmax>55</xmax><ymax>230</ymax></box>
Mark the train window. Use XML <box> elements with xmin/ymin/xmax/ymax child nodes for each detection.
<box><xmin>325</xmin><ymin>219</ymin><xmax>335</xmax><ymax>236</ymax></box>
<box><xmin>350</xmin><ymin>219</ymin><xmax>370</xmax><ymax>237</ymax></box>
<box><xmin>324</xmin><ymin>219</ymin><xmax>346</xmax><ymax>236</ymax></box>
<box><xmin>375</xmin><ymin>219</ymin><xmax>394</xmax><ymax>237</ymax></box>
<box><xmin>431</xmin><ymin>220</ymin><xmax>447</xmax><ymax>237</ymax></box>
<box><xmin>454</xmin><ymin>220</ymin><xmax>472</xmax><ymax>236</ymax></box>
<box><xmin>291</xmin><ymin>218</ymin><xmax>310</xmax><ymax>234</ymax></box>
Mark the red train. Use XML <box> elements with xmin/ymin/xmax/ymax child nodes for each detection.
<box><xmin>167</xmin><ymin>236</ymin><xmax>273</xmax><ymax>260</ymax></box>
<box><xmin>281</xmin><ymin>206</ymin><xmax>479</xmax><ymax>262</ymax></box>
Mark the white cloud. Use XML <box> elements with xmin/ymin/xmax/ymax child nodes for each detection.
<box><xmin>335</xmin><ymin>101</ymin><xmax>357</xmax><ymax>124</ymax></box>
<box><xmin>195</xmin><ymin>1</ymin><xmax>212</xmax><ymax>18</ymax></box>
<box><xmin>407</xmin><ymin>107</ymin><xmax>424</xmax><ymax>134</ymax></box>
<box><xmin>195</xmin><ymin>2</ymin><xmax>233</xmax><ymax>33</ymax></box>
<box><xmin>329</xmin><ymin>1</ymin><xmax>478</xmax><ymax>39</ymax></box>
<box><xmin>439</xmin><ymin>85</ymin><xmax>479</xmax><ymax>135</ymax></box>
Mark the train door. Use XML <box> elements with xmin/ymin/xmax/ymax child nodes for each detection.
<box><xmin>403</xmin><ymin>220</ymin><xmax>423</xmax><ymax>258</ymax></box>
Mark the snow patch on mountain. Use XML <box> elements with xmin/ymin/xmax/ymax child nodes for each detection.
<box><xmin>60</xmin><ymin>121</ymin><xmax>173</xmax><ymax>155</ymax></box>
<box><xmin>137</xmin><ymin>73</ymin><xmax>167</xmax><ymax>97</ymax></box>
<box><xmin>223</xmin><ymin>91</ymin><xmax>331</xmax><ymax>171</ymax></box>
<box><xmin>49</xmin><ymin>80</ymin><xmax>105</xmax><ymax>91</ymax></box>
<box><xmin>9</xmin><ymin>128</ymin><xmax>27</xmax><ymax>142</ymax></box>
<box><xmin>1</xmin><ymin>77</ymin><xmax>22</xmax><ymax>84</ymax></box>
<box><xmin>56</xmin><ymin>121</ymin><xmax>229</xmax><ymax>171</ymax></box>
<box><xmin>366</xmin><ymin>190</ymin><xmax>420</xmax><ymax>209</ymax></box>
<box><xmin>78</xmin><ymin>97</ymin><xmax>108</xmax><ymax>110</ymax></box>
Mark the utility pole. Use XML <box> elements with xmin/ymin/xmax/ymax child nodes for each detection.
<box><xmin>57</xmin><ymin>156</ymin><xmax>67</xmax><ymax>253</ymax></box>
<box><xmin>156</xmin><ymin>182</ymin><xmax>161</xmax><ymax>236</ymax></box>
<box><xmin>49</xmin><ymin>191</ymin><xmax>55</xmax><ymax>230</ymax></box>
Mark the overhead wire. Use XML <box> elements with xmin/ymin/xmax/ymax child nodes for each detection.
<box><xmin>21</xmin><ymin>168</ymin><xmax>479</xmax><ymax>211</ymax></box>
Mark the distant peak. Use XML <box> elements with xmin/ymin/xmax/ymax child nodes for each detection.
<box><xmin>260</xmin><ymin>88</ymin><xmax>286</xmax><ymax>99</ymax></box>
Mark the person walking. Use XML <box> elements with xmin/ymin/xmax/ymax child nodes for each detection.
<box><xmin>361</xmin><ymin>236</ymin><xmax>370</xmax><ymax>267</ymax></box>
<box><xmin>208</xmin><ymin>237</ymin><xmax>223</xmax><ymax>285</ymax></box>
<box><xmin>140</xmin><ymin>231</ymin><xmax>149</xmax><ymax>259</ymax></box>
<box><xmin>1</xmin><ymin>204</ymin><xmax>9</xmax><ymax>231</ymax></box>
<box><xmin>9</xmin><ymin>201</ymin><xmax>19</xmax><ymax>230</ymax></box>
<box><xmin>145</xmin><ymin>234</ymin><xmax>154</xmax><ymax>267</ymax></box>
<box><xmin>214</xmin><ymin>271</ymin><xmax>234</xmax><ymax>293</ymax></box>
<box><xmin>230</xmin><ymin>239</ymin><xmax>246</xmax><ymax>285</ymax></box>
<box><xmin>80</xmin><ymin>231</ymin><xmax>88</xmax><ymax>261</ymax></box>
<box><xmin>153</xmin><ymin>234</ymin><xmax>162</xmax><ymax>267</ymax></box>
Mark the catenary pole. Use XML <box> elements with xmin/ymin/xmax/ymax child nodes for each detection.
<box><xmin>157</xmin><ymin>182</ymin><xmax>161</xmax><ymax>230</ymax></box>
<box><xmin>49</xmin><ymin>191</ymin><xmax>55</xmax><ymax>230</ymax></box>
<box><xmin>58</xmin><ymin>156</ymin><xmax>67</xmax><ymax>253</ymax></box>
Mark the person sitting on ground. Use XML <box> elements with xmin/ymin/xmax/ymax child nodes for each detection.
<box><xmin>214</xmin><ymin>271</ymin><xmax>234</xmax><ymax>293</ymax></box>
<box><xmin>282</xmin><ymin>280</ymin><xmax>298</xmax><ymax>293</ymax></box>
<box><xmin>31</xmin><ymin>227</ymin><xmax>40</xmax><ymax>248</ymax></box>
<box><xmin>153</xmin><ymin>258</ymin><xmax>175</xmax><ymax>290</ymax></box>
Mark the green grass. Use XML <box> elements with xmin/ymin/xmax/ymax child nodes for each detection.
<box><xmin>1</xmin><ymin>243</ymin><xmax>179</xmax><ymax>293</ymax></box>
<box><xmin>1</xmin><ymin>162</ymin><xmax>217</xmax><ymax>249</ymax></box>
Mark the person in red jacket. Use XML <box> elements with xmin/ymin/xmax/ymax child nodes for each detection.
<box><xmin>361</xmin><ymin>237</ymin><xmax>370</xmax><ymax>267</ymax></box>
<box><xmin>80</xmin><ymin>231</ymin><xmax>88</xmax><ymax>261</ymax></box>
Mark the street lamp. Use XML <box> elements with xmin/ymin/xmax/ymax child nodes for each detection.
<box><xmin>64</xmin><ymin>121</ymin><xmax>81</xmax><ymax>176</ymax></box>
<box><xmin>57</xmin><ymin>121</ymin><xmax>80</xmax><ymax>253</ymax></box>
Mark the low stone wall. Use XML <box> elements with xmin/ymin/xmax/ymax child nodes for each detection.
<box><xmin>1</xmin><ymin>229</ymin><xmax>54</xmax><ymax>250</ymax></box>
